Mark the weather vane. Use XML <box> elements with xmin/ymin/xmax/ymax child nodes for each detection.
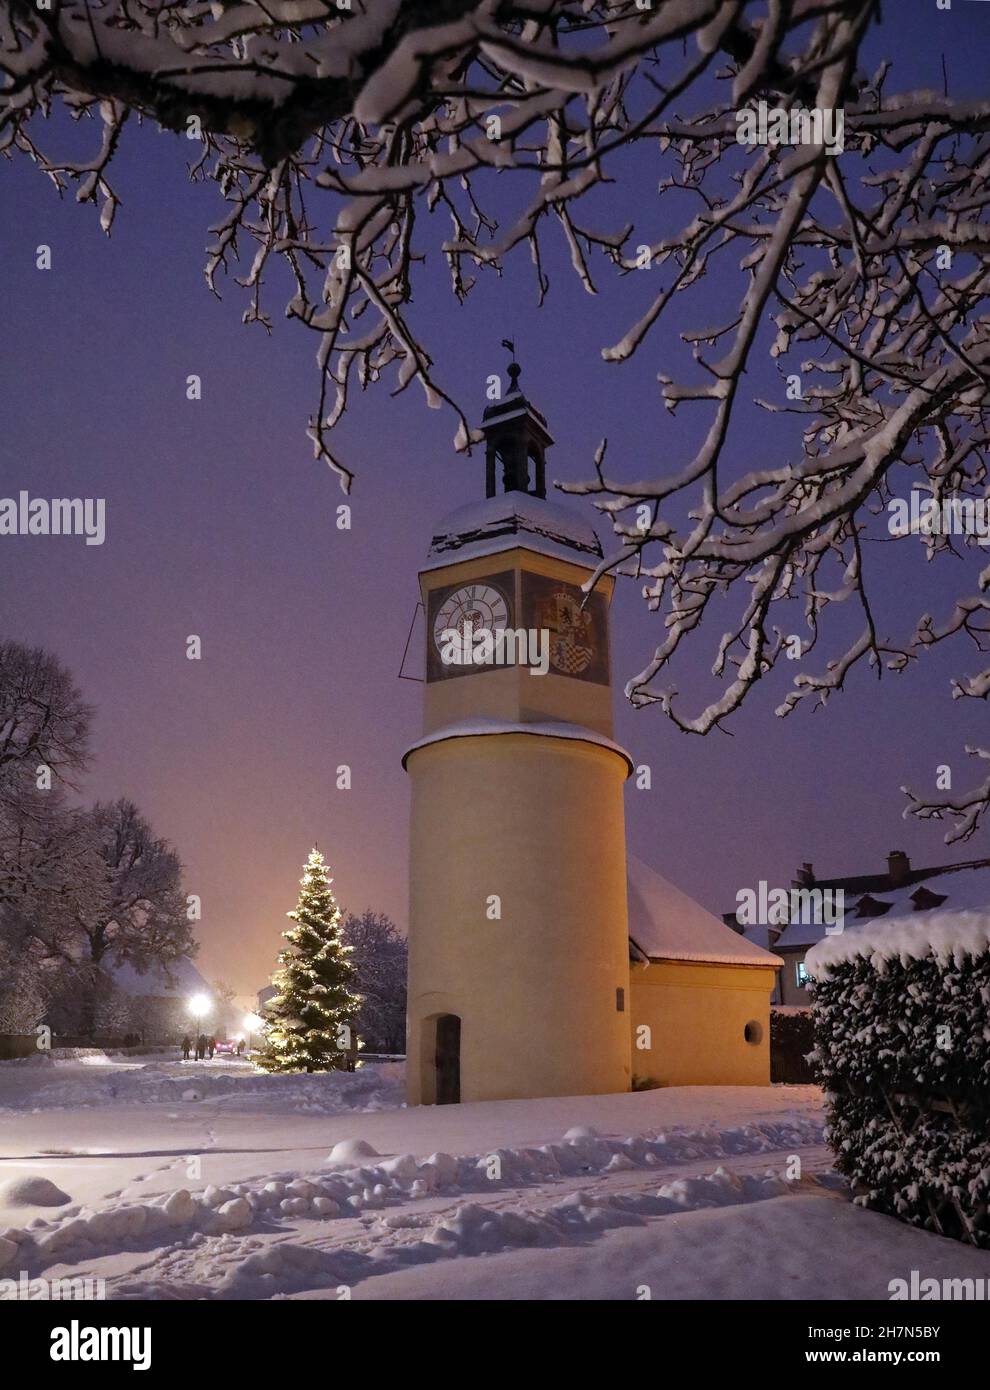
<box><xmin>501</xmin><ymin>337</ymin><xmax>521</xmax><ymax>391</ymax></box>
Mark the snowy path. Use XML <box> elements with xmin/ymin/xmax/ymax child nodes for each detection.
<box><xmin>0</xmin><ymin>1058</ymin><xmax>822</xmax><ymax>1207</ymax></box>
<box><xmin>347</xmin><ymin>1194</ymin><xmax>990</xmax><ymax>1302</ymax></box>
<box><xmin>2</xmin><ymin>1058</ymin><xmax>989</xmax><ymax>1300</ymax></box>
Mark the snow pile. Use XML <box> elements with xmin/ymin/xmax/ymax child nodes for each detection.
<box><xmin>326</xmin><ymin>1138</ymin><xmax>381</xmax><ymax>1164</ymax></box>
<box><xmin>0</xmin><ymin>1176</ymin><xmax>72</xmax><ymax>1207</ymax></box>
<box><xmin>422</xmin><ymin>1167</ymin><xmax>797</xmax><ymax>1257</ymax></box>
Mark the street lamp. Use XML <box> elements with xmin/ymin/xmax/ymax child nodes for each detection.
<box><xmin>241</xmin><ymin>1012</ymin><xmax>263</xmax><ymax>1055</ymax></box>
<box><xmin>187</xmin><ymin>993</ymin><xmax>211</xmax><ymax>1059</ymax></box>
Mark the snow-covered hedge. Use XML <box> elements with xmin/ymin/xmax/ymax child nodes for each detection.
<box><xmin>806</xmin><ymin>911</ymin><xmax>990</xmax><ymax>1248</ymax></box>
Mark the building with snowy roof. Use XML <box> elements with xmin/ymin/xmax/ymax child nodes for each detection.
<box><xmin>104</xmin><ymin>954</ymin><xmax>212</xmax><ymax>1041</ymax></box>
<box><xmin>726</xmin><ymin>851</ymin><xmax>990</xmax><ymax>1005</ymax></box>
<box><xmin>110</xmin><ymin>955</ymin><xmax>210</xmax><ymax>1001</ymax></box>
<box><xmin>403</xmin><ymin>363</ymin><xmax>780</xmax><ymax>1104</ymax></box>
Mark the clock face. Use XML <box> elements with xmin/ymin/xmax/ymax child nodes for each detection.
<box><xmin>426</xmin><ymin>573</ymin><xmax>514</xmax><ymax>681</ymax></box>
<box><xmin>432</xmin><ymin>583</ymin><xmax>510</xmax><ymax>652</ymax></box>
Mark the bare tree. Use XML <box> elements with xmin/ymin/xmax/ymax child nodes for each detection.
<box><xmin>5</xmin><ymin>3</ymin><xmax>990</xmax><ymax>835</ymax></box>
<box><xmin>0</xmin><ymin>640</ymin><xmax>92</xmax><ymax>812</ymax></box>
<box><xmin>342</xmin><ymin>909</ymin><xmax>407</xmax><ymax>1054</ymax></box>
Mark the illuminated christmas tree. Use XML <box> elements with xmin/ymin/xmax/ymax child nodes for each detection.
<box><xmin>256</xmin><ymin>848</ymin><xmax>360</xmax><ymax>1073</ymax></box>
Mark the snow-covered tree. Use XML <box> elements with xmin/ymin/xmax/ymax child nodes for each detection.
<box><xmin>73</xmin><ymin>799</ymin><xmax>193</xmax><ymax>971</ymax></box>
<box><xmin>342</xmin><ymin>909</ymin><xmax>407</xmax><ymax>1054</ymax></box>
<box><xmin>0</xmin><ymin>642</ymin><xmax>99</xmax><ymax>1029</ymax></box>
<box><xmin>5</xmin><ymin>5</ymin><xmax>990</xmax><ymax>836</ymax></box>
<box><xmin>257</xmin><ymin>848</ymin><xmax>360</xmax><ymax>1073</ymax></box>
<box><xmin>0</xmin><ymin>933</ymin><xmax>47</xmax><ymax>1033</ymax></box>
<box><xmin>1</xmin><ymin>640</ymin><xmax>96</xmax><ymax>961</ymax></box>
<box><xmin>0</xmin><ymin>642</ymin><xmax>198</xmax><ymax>1037</ymax></box>
<box><xmin>55</xmin><ymin>799</ymin><xmax>194</xmax><ymax>1037</ymax></box>
<box><xmin>0</xmin><ymin>789</ymin><xmax>95</xmax><ymax>942</ymax></box>
<box><xmin>1</xmin><ymin>789</ymin><xmax>195</xmax><ymax>1038</ymax></box>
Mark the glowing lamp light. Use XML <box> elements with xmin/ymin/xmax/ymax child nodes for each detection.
<box><xmin>187</xmin><ymin>993</ymin><xmax>212</xmax><ymax>1021</ymax></box>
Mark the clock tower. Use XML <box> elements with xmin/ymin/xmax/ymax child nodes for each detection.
<box><xmin>403</xmin><ymin>365</ymin><xmax>633</xmax><ymax>1104</ymax></box>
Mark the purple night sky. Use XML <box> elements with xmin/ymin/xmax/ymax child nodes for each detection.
<box><xmin>2</xmin><ymin>1</ymin><xmax>989</xmax><ymax>997</ymax></box>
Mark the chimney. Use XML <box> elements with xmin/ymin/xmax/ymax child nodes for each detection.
<box><xmin>887</xmin><ymin>850</ymin><xmax>910</xmax><ymax>887</ymax></box>
<box><xmin>793</xmin><ymin>862</ymin><xmax>815</xmax><ymax>887</ymax></box>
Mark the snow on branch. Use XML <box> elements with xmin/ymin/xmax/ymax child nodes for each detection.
<box><xmin>904</xmin><ymin>748</ymin><xmax>990</xmax><ymax>846</ymax></box>
<box><xmin>5</xmin><ymin>0</ymin><xmax>990</xmax><ymax>840</ymax></box>
<box><xmin>2</xmin><ymin>0</ymin><xmax>881</xmax><ymax>486</ymax></box>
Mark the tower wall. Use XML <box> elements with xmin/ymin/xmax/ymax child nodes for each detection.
<box><xmin>406</xmin><ymin>730</ymin><xmax>632</xmax><ymax>1103</ymax></box>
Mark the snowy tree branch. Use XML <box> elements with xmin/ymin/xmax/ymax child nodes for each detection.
<box><xmin>6</xmin><ymin>1</ymin><xmax>990</xmax><ymax>836</ymax></box>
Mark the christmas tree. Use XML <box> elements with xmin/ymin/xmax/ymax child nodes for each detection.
<box><xmin>256</xmin><ymin>848</ymin><xmax>360</xmax><ymax>1073</ymax></box>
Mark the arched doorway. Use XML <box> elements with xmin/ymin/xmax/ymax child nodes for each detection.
<box><xmin>435</xmin><ymin>1014</ymin><xmax>461</xmax><ymax>1105</ymax></box>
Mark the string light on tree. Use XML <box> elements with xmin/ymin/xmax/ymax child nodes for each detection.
<box><xmin>256</xmin><ymin>848</ymin><xmax>360</xmax><ymax>1074</ymax></box>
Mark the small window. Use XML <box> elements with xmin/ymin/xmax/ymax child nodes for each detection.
<box><xmin>854</xmin><ymin>894</ymin><xmax>893</xmax><ymax>919</ymax></box>
<box><xmin>744</xmin><ymin>1020</ymin><xmax>763</xmax><ymax>1046</ymax></box>
<box><xmin>796</xmin><ymin>962</ymin><xmax>811</xmax><ymax>987</ymax></box>
<box><xmin>616</xmin><ymin>987</ymin><xmax>625</xmax><ymax>1013</ymax></box>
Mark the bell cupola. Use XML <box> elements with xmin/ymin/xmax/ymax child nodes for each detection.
<box><xmin>481</xmin><ymin>359</ymin><xmax>553</xmax><ymax>499</ymax></box>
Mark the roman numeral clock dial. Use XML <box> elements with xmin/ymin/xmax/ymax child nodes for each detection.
<box><xmin>432</xmin><ymin>583</ymin><xmax>510</xmax><ymax>653</ymax></box>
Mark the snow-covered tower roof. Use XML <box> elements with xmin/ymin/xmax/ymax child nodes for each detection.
<box><xmin>422</xmin><ymin>358</ymin><xmax>603</xmax><ymax>573</ymax></box>
<box><xmin>423</xmin><ymin>492</ymin><xmax>603</xmax><ymax>573</ymax></box>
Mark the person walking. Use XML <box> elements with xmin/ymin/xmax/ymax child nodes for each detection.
<box><xmin>196</xmin><ymin>1032</ymin><xmax>207</xmax><ymax>1060</ymax></box>
<box><xmin>181</xmin><ymin>1035</ymin><xmax>191</xmax><ymax>1061</ymax></box>
<box><xmin>207</xmin><ymin>1036</ymin><xmax>216</xmax><ymax>1060</ymax></box>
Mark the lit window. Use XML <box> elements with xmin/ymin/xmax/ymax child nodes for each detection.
<box><xmin>796</xmin><ymin>962</ymin><xmax>811</xmax><ymax>987</ymax></box>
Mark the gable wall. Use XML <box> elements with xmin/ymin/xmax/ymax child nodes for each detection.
<box><xmin>629</xmin><ymin>960</ymin><xmax>776</xmax><ymax>1086</ymax></box>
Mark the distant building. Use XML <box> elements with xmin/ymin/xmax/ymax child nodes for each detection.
<box><xmin>725</xmin><ymin>852</ymin><xmax>990</xmax><ymax>1005</ymax></box>
<box><xmin>109</xmin><ymin>956</ymin><xmax>212</xmax><ymax>1039</ymax></box>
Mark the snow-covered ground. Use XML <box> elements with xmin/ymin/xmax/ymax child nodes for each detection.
<box><xmin>1</xmin><ymin>1056</ymin><xmax>988</xmax><ymax>1300</ymax></box>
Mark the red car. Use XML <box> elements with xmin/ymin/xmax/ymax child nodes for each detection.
<box><xmin>214</xmin><ymin>1039</ymin><xmax>238</xmax><ymax>1056</ymax></box>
